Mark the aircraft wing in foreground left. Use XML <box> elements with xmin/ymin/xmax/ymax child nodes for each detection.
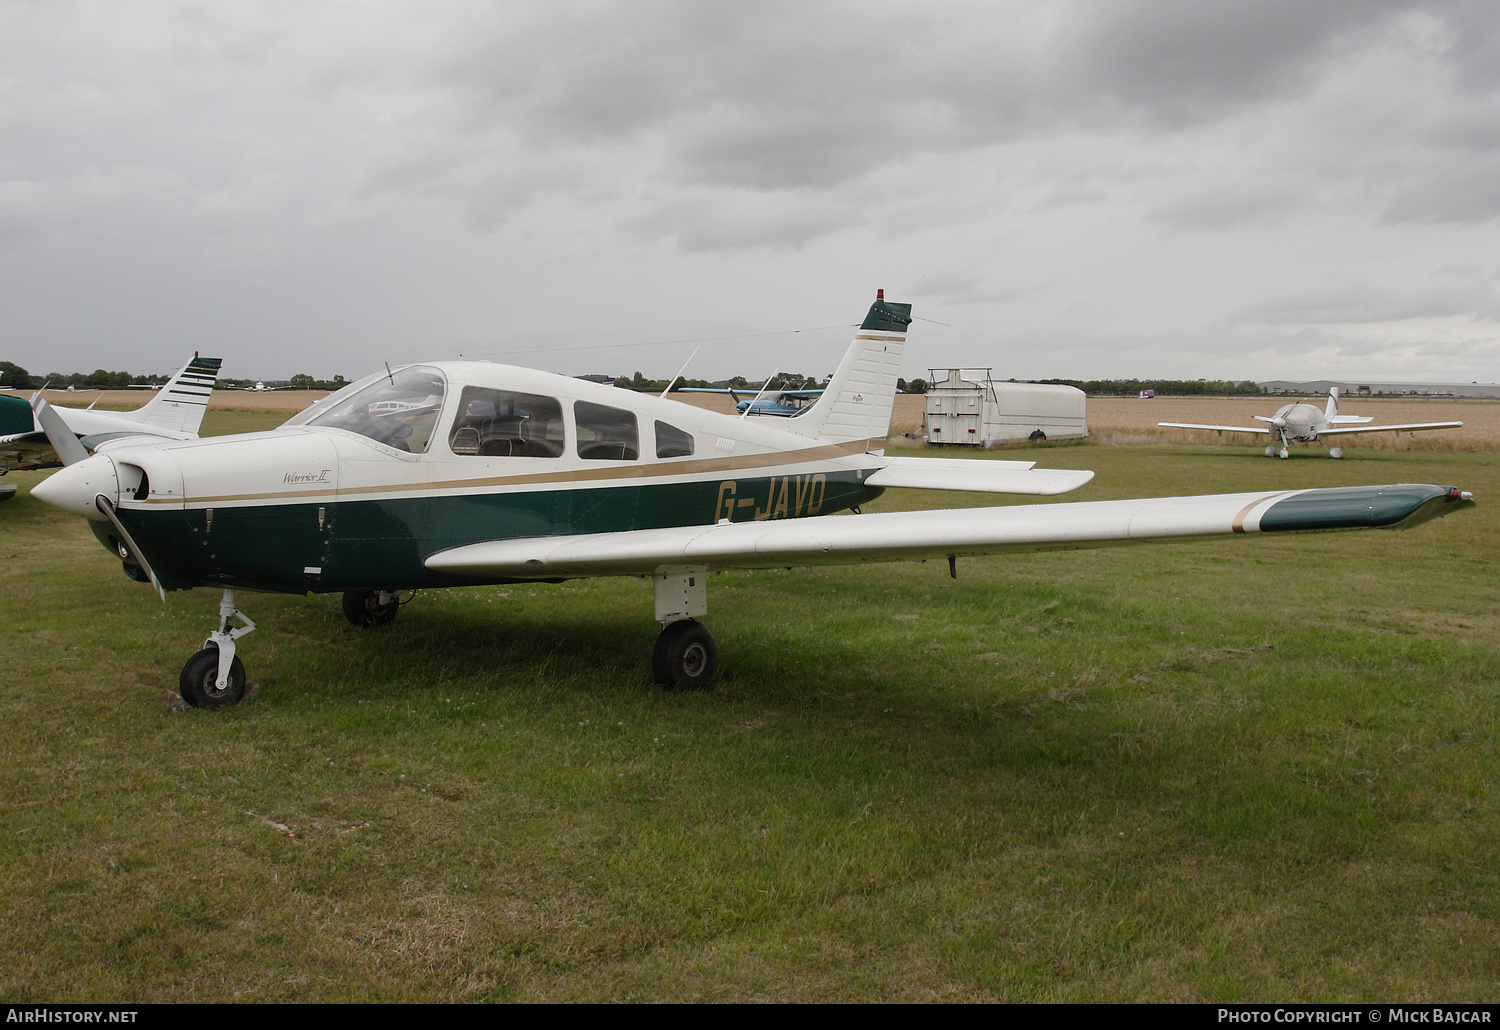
<box><xmin>427</xmin><ymin>484</ymin><xmax>1472</xmax><ymax>579</ymax></box>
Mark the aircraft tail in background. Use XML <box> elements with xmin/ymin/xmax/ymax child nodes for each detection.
<box><xmin>118</xmin><ymin>355</ymin><xmax>222</xmax><ymax>435</ymax></box>
<box><xmin>785</xmin><ymin>291</ymin><xmax>911</xmax><ymax>454</ymax></box>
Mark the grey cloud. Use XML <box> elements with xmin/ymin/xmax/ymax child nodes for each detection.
<box><xmin>1057</xmin><ymin>0</ymin><xmax>1418</xmax><ymax>123</ymax></box>
<box><xmin>1233</xmin><ymin>268</ymin><xmax>1500</xmax><ymax>325</ymax></box>
<box><xmin>1150</xmin><ymin>180</ymin><xmax>1309</xmax><ymax>229</ymax></box>
<box><xmin>420</xmin><ymin>1</ymin><xmax>1448</xmax><ymax>190</ymax></box>
<box><xmin>1381</xmin><ymin>158</ymin><xmax>1500</xmax><ymax>223</ymax></box>
<box><xmin>628</xmin><ymin>187</ymin><xmax>858</xmax><ymax>251</ymax></box>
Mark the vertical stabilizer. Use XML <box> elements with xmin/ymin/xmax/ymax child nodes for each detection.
<box><xmin>1324</xmin><ymin>387</ymin><xmax>1339</xmax><ymax>422</ymax></box>
<box><xmin>786</xmin><ymin>292</ymin><xmax>911</xmax><ymax>453</ymax></box>
<box><xmin>119</xmin><ymin>355</ymin><xmax>222</xmax><ymax>436</ymax></box>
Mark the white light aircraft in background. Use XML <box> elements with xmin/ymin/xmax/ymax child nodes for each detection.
<box><xmin>28</xmin><ymin>295</ymin><xmax>1474</xmax><ymax>707</ymax></box>
<box><xmin>0</xmin><ymin>355</ymin><xmax>222</xmax><ymax>473</ymax></box>
<box><xmin>1159</xmin><ymin>388</ymin><xmax>1463</xmax><ymax>458</ymax></box>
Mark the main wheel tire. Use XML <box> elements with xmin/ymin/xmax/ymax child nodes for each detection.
<box><xmin>1328</xmin><ymin>447</ymin><xmax>1343</xmax><ymax>459</ymax></box>
<box><xmin>1028</xmin><ymin>429</ymin><xmax>1047</xmax><ymax>441</ymax></box>
<box><xmin>343</xmin><ymin>590</ymin><xmax>400</xmax><ymax>627</ymax></box>
<box><xmin>179</xmin><ymin>646</ymin><xmax>246</xmax><ymax>708</ymax></box>
<box><xmin>652</xmin><ymin>620</ymin><xmax>716</xmax><ymax>689</ymax></box>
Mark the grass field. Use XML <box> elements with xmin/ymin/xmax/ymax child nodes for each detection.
<box><xmin>1</xmin><ymin>417</ymin><xmax>1496</xmax><ymax>1002</ymax></box>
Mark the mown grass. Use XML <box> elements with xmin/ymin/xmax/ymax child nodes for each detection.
<box><xmin>0</xmin><ymin>428</ymin><xmax>1496</xmax><ymax>1002</ymax></box>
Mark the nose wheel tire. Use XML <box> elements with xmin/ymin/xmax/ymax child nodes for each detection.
<box><xmin>1278</xmin><ymin>447</ymin><xmax>1290</xmax><ymax>459</ymax></box>
<box><xmin>652</xmin><ymin>620</ymin><xmax>716</xmax><ymax>689</ymax></box>
<box><xmin>342</xmin><ymin>590</ymin><xmax>401</xmax><ymax>627</ymax></box>
<box><xmin>179</xmin><ymin>646</ymin><xmax>246</xmax><ymax>708</ymax></box>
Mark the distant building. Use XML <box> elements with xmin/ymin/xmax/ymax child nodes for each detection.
<box><xmin>923</xmin><ymin>369</ymin><xmax>1088</xmax><ymax>446</ymax></box>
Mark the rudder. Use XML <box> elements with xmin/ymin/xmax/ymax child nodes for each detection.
<box><xmin>787</xmin><ymin>291</ymin><xmax>911</xmax><ymax>453</ymax></box>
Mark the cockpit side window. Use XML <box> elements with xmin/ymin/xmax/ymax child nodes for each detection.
<box><xmin>449</xmin><ymin>387</ymin><xmax>565</xmax><ymax>458</ymax></box>
<box><xmin>655</xmin><ymin>420</ymin><xmax>694</xmax><ymax>458</ymax></box>
<box><xmin>304</xmin><ymin>366</ymin><xmax>446</xmax><ymax>453</ymax></box>
<box><xmin>575</xmin><ymin>401</ymin><xmax>639</xmax><ymax>461</ymax></box>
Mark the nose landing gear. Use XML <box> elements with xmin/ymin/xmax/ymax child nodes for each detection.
<box><xmin>178</xmin><ymin>589</ymin><xmax>256</xmax><ymax>708</ymax></box>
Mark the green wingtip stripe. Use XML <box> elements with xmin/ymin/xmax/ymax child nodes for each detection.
<box><xmin>1260</xmin><ymin>484</ymin><xmax>1465</xmax><ymax>532</ymax></box>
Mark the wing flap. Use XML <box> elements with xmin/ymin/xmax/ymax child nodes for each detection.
<box><xmin>865</xmin><ymin>456</ymin><xmax>1093</xmax><ymax>495</ymax></box>
<box><xmin>425</xmin><ymin>484</ymin><xmax>1472</xmax><ymax>579</ymax></box>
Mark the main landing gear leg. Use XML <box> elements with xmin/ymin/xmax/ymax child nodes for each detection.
<box><xmin>651</xmin><ymin>567</ymin><xmax>716</xmax><ymax>689</ymax></box>
<box><xmin>342</xmin><ymin>589</ymin><xmax>405</xmax><ymax>627</ymax></box>
<box><xmin>179</xmin><ymin>589</ymin><xmax>257</xmax><ymax>708</ymax></box>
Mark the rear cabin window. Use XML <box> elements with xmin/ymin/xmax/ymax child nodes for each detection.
<box><xmin>575</xmin><ymin>401</ymin><xmax>639</xmax><ymax>461</ymax></box>
<box><xmin>655</xmin><ymin>421</ymin><xmax>694</xmax><ymax>458</ymax></box>
<box><xmin>449</xmin><ymin>387</ymin><xmax>564</xmax><ymax>457</ymax></box>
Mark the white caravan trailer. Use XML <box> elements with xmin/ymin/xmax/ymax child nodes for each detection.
<box><xmin>923</xmin><ymin>368</ymin><xmax>1088</xmax><ymax>446</ymax></box>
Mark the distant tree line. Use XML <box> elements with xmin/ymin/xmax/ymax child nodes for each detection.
<box><xmin>0</xmin><ymin>362</ymin><xmax>173</xmax><ymax>390</ymax></box>
<box><xmin>0</xmin><ymin>364</ymin><xmax>354</xmax><ymax>392</ymax></box>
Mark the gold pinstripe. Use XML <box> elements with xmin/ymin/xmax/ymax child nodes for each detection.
<box><xmin>146</xmin><ymin>438</ymin><xmax>876</xmax><ymax>507</ymax></box>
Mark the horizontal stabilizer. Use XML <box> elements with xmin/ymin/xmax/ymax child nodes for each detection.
<box><xmin>865</xmin><ymin>457</ymin><xmax>1093</xmax><ymax>495</ymax></box>
<box><xmin>427</xmin><ymin>484</ymin><xmax>1473</xmax><ymax>580</ymax></box>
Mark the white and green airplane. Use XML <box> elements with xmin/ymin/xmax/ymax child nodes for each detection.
<box><xmin>29</xmin><ymin>294</ymin><xmax>1475</xmax><ymax>707</ymax></box>
<box><xmin>0</xmin><ymin>355</ymin><xmax>223</xmax><ymax>473</ymax></box>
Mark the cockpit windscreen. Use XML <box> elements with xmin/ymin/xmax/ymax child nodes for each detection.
<box><xmin>303</xmin><ymin>366</ymin><xmax>446</xmax><ymax>453</ymax></box>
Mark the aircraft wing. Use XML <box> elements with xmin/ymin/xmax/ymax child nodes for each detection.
<box><xmin>426</xmin><ymin>484</ymin><xmax>1472</xmax><ymax>580</ymax></box>
<box><xmin>1318</xmin><ymin>421</ymin><xmax>1463</xmax><ymax>436</ymax></box>
<box><xmin>865</xmin><ymin>456</ymin><xmax>1094</xmax><ymax>495</ymax></box>
<box><xmin>1157</xmin><ymin>421</ymin><xmax>1272</xmax><ymax>435</ymax></box>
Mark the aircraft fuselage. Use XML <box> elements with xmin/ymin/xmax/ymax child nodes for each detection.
<box><xmin>52</xmin><ymin>362</ymin><xmax>887</xmax><ymax>595</ymax></box>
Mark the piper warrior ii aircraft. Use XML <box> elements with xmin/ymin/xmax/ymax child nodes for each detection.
<box><xmin>0</xmin><ymin>355</ymin><xmax>223</xmax><ymax>473</ymax></box>
<box><xmin>29</xmin><ymin>294</ymin><xmax>1475</xmax><ymax>707</ymax></box>
<box><xmin>1158</xmin><ymin>388</ymin><xmax>1463</xmax><ymax>459</ymax></box>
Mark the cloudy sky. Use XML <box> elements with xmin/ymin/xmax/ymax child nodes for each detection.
<box><xmin>3</xmin><ymin>1</ymin><xmax>1499</xmax><ymax>384</ymax></box>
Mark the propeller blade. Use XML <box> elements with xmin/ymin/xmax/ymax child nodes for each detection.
<box><xmin>29</xmin><ymin>395</ymin><xmax>90</xmax><ymax>466</ymax></box>
<box><xmin>94</xmin><ymin>494</ymin><xmax>166</xmax><ymax>602</ymax></box>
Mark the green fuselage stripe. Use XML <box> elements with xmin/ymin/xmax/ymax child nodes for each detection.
<box><xmin>103</xmin><ymin>471</ymin><xmax>882</xmax><ymax>594</ymax></box>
